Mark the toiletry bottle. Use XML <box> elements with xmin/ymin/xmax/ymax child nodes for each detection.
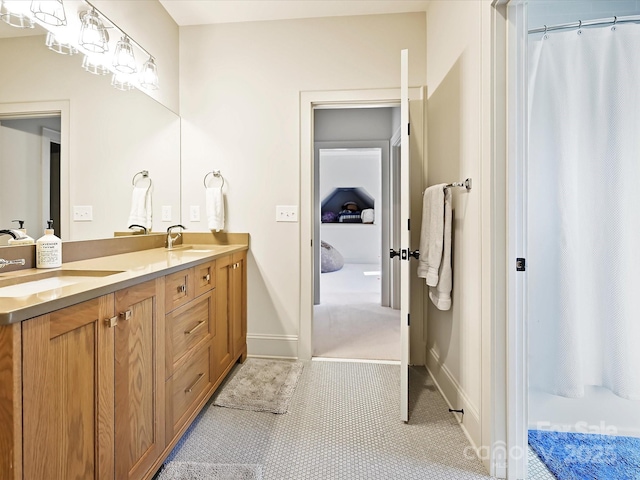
<box><xmin>8</xmin><ymin>219</ymin><xmax>35</xmax><ymax>245</ymax></box>
<box><xmin>36</xmin><ymin>220</ymin><xmax>62</xmax><ymax>268</ymax></box>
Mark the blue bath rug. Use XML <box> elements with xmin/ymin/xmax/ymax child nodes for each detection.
<box><xmin>528</xmin><ymin>430</ymin><xmax>640</xmax><ymax>479</ymax></box>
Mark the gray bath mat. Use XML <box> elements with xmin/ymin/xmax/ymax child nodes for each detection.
<box><xmin>213</xmin><ymin>358</ymin><xmax>303</xmax><ymax>414</ymax></box>
<box><xmin>157</xmin><ymin>462</ymin><xmax>262</xmax><ymax>480</ymax></box>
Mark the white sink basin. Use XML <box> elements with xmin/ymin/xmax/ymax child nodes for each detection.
<box><xmin>0</xmin><ymin>270</ymin><xmax>123</xmax><ymax>297</ymax></box>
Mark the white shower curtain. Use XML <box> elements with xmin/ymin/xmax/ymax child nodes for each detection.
<box><xmin>528</xmin><ymin>24</ymin><xmax>640</xmax><ymax>400</ymax></box>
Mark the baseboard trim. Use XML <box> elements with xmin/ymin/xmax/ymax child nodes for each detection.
<box><xmin>425</xmin><ymin>348</ymin><xmax>481</xmax><ymax>451</ymax></box>
<box><xmin>247</xmin><ymin>333</ymin><xmax>298</xmax><ymax>359</ymax></box>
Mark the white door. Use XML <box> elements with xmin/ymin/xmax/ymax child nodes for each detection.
<box><xmin>399</xmin><ymin>49</ymin><xmax>410</xmax><ymax>422</ymax></box>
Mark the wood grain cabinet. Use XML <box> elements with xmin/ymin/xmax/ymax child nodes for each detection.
<box><xmin>0</xmin><ymin>249</ymin><xmax>247</xmax><ymax>480</ymax></box>
<box><xmin>21</xmin><ymin>296</ymin><xmax>115</xmax><ymax>480</ymax></box>
<box><xmin>114</xmin><ymin>279</ymin><xmax>165</xmax><ymax>480</ymax></box>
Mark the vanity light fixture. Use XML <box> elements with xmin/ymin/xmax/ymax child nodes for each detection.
<box><xmin>45</xmin><ymin>31</ymin><xmax>77</xmax><ymax>55</ymax></box>
<box><xmin>139</xmin><ymin>56</ymin><xmax>159</xmax><ymax>90</ymax></box>
<box><xmin>78</xmin><ymin>8</ymin><xmax>108</xmax><ymax>53</ymax></box>
<box><xmin>31</xmin><ymin>0</ymin><xmax>66</xmax><ymax>27</ymax></box>
<box><xmin>111</xmin><ymin>72</ymin><xmax>134</xmax><ymax>91</ymax></box>
<box><xmin>82</xmin><ymin>54</ymin><xmax>109</xmax><ymax>75</ymax></box>
<box><xmin>113</xmin><ymin>36</ymin><xmax>136</xmax><ymax>74</ymax></box>
<box><xmin>0</xmin><ymin>0</ymin><xmax>35</xmax><ymax>28</ymax></box>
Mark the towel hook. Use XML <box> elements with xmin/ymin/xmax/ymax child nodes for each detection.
<box><xmin>132</xmin><ymin>170</ymin><xmax>152</xmax><ymax>188</ymax></box>
<box><xmin>204</xmin><ymin>170</ymin><xmax>225</xmax><ymax>188</ymax></box>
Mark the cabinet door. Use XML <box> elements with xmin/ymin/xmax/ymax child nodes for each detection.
<box><xmin>114</xmin><ymin>279</ymin><xmax>165</xmax><ymax>480</ymax></box>
<box><xmin>22</xmin><ymin>295</ymin><xmax>115</xmax><ymax>480</ymax></box>
<box><xmin>231</xmin><ymin>251</ymin><xmax>247</xmax><ymax>359</ymax></box>
<box><xmin>214</xmin><ymin>254</ymin><xmax>233</xmax><ymax>379</ymax></box>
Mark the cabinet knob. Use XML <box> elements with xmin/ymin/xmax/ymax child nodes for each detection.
<box><xmin>203</xmin><ymin>274</ymin><xmax>210</xmax><ymax>282</ymax></box>
<box><xmin>105</xmin><ymin>316</ymin><xmax>118</xmax><ymax>328</ymax></box>
<box><xmin>119</xmin><ymin>310</ymin><xmax>132</xmax><ymax>321</ymax></box>
<box><xmin>178</xmin><ymin>284</ymin><xmax>186</xmax><ymax>294</ymax></box>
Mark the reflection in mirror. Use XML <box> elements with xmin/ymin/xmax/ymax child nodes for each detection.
<box><xmin>0</xmin><ymin>114</ymin><xmax>61</xmax><ymax>244</ymax></box>
<box><xmin>0</xmin><ymin>24</ymin><xmax>181</xmax><ymax>244</ymax></box>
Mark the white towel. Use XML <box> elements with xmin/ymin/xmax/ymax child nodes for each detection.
<box><xmin>417</xmin><ymin>184</ymin><xmax>447</xmax><ymax>286</ymax></box>
<box><xmin>206</xmin><ymin>186</ymin><xmax>224</xmax><ymax>232</ymax></box>
<box><xmin>127</xmin><ymin>185</ymin><xmax>152</xmax><ymax>231</ymax></box>
<box><xmin>428</xmin><ymin>189</ymin><xmax>452</xmax><ymax>311</ymax></box>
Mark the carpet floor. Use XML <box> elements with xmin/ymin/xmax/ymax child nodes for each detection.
<box><xmin>164</xmin><ymin>360</ymin><xmax>494</xmax><ymax>479</ymax></box>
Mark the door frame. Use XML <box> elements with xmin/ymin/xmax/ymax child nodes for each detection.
<box><xmin>0</xmin><ymin>100</ymin><xmax>70</xmax><ymax>240</ymax></box>
<box><xmin>299</xmin><ymin>88</ymin><xmax>423</xmax><ymax>361</ymax></box>
<box><xmin>313</xmin><ymin>141</ymin><xmax>390</xmax><ymax>307</ymax></box>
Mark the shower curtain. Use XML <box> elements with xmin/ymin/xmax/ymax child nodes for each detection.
<box><xmin>528</xmin><ymin>23</ymin><xmax>640</xmax><ymax>400</ymax></box>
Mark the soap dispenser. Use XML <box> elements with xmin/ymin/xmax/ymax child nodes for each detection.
<box><xmin>36</xmin><ymin>220</ymin><xmax>62</xmax><ymax>268</ymax></box>
<box><xmin>8</xmin><ymin>220</ymin><xmax>35</xmax><ymax>245</ymax></box>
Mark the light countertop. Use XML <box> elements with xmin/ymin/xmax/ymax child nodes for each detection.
<box><xmin>0</xmin><ymin>244</ymin><xmax>247</xmax><ymax>325</ymax></box>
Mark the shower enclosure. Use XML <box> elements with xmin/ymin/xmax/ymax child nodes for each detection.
<box><xmin>527</xmin><ymin>12</ymin><xmax>640</xmax><ymax>442</ymax></box>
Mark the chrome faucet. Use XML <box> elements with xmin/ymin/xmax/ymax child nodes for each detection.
<box><xmin>128</xmin><ymin>224</ymin><xmax>148</xmax><ymax>234</ymax></box>
<box><xmin>0</xmin><ymin>258</ymin><xmax>26</xmax><ymax>269</ymax></box>
<box><xmin>166</xmin><ymin>224</ymin><xmax>186</xmax><ymax>249</ymax></box>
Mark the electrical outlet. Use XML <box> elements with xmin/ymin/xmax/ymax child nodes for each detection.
<box><xmin>276</xmin><ymin>205</ymin><xmax>298</xmax><ymax>222</ymax></box>
<box><xmin>73</xmin><ymin>205</ymin><xmax>93</xmax><ymax>221</ymax></box>
<box><xmin>190</xmin><ymin>205</ymin><xmax>201</xmax><ymax>222</ymax></box>
<box><xmin>162</xmin><ymin>206</ymin><xmax>172</xmax><ymax>222</ymax></box>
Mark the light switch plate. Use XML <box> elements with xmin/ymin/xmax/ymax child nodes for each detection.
<box><xmin>73</xmin><ymin>205</ymin><xmax>93</xmax><ymax>221</ymax></box>
<box><xmin>162</xmin><ymin>205</ymin><xmax>172</xmax><ymax>222</ymax></box>
<box><xmin>276</xmin><ymin>205</ymin><xmax>298</xmax><ymax>222</ymax></box>
<box><xmin>190</xmin><ymin>205</ymin><xmax>201</xmax><ymax>222</ymax></box>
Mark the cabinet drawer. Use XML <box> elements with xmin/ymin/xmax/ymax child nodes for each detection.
<box><xmin>167</xmin><ymin>345</ymin><xmax>214</xmax><ymax>436</ymax></box>
<box><xmin>194</xmin><ymin>260</ymin><xmax>216</xmax><ymax>298</ymax></box>
<box><xmin>165</xmin><ymin>268</ymin><xmax>195</xmax><ymax>312</ymax></box>
<box><xmin>166</xmin><ymin>290</ymin><xmax>214</xmax><ymax>370</ymax></box>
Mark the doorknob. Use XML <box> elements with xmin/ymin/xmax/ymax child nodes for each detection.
<box><xmin>409</xmin><ymin>249</ymin><xmax>420</xmax><ymax>260</ymax></box>
<box><xmin>389</xmin><ymin>248</ymin><xmax>401</xmax><ymax>259</ymax></box>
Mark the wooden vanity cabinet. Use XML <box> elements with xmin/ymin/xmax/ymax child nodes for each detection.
<box><xmin>114</xmin><ymin>278</ymin><xmax>165</xmax><ymax>480</ymax></box>
<box><xmin>21</xmin><ymin>296</ymin><xmax>115</xmax><ymax>480</ymax></box>
<box><xmin>0</xmin><ymin>249</ymin><xmax>247</xmax><ymax>480</ymax></box>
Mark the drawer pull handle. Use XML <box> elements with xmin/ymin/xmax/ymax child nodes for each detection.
<box><xmin>178</xmin><ymin>284</ymin><xmax>186</xmax><ymax>294</ymax></box>
<box><xmin>184</xmin><ymin>320</ymin><xmax>206</xmax><ymax>335</ymax></box>
<box><xmin>185</xmin><ymin>373</ymin><xmax>205</xmax><ymax>393</ymax></box>
<box><xmin>203</xmin><ymin>273</ymin><xmax>210</xmax><ymax>282</ymax></box>
<box><xmin>105</xmin><ymin>316</ymin><xmax>118</xmax><ymax>328</ymax></box>
<box><xmin>119</xmin><ymin>310</ymin><xmax>132</xmax><ymax>321</ymax></box>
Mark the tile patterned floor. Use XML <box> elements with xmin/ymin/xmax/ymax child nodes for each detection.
<box><xmin>164</xmin><ymin>361</ymin><xmax>495</xmax><ymax>479</ymax></box>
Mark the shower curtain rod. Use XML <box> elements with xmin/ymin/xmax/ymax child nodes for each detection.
<box><xmin>529</xmin><ymin>14</ymin><xmax>640</xmax><ymax>34</ymax></box>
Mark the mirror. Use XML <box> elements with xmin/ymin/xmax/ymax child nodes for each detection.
<box><xmin>0</xmin><ymin>23</ymin><xmax>181</xmax><ymax>243</ymax></box>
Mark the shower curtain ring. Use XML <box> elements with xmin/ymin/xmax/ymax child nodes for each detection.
<box><xmin>577</xmin><ymin>20</ymin><xmax>582</xmax><ymax>35</ymax></box>
<box><xmin>543</xmin><ymin>25</ymin><xmax>548</xmax><ymax>39</ymax></box>
<box><xmin>612</xmin><ymin>16</ymin><xmax>617</xmax><ymax>31</ymax></box>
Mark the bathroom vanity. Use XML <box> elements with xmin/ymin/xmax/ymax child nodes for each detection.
<box><xmin>0</xmin><ymin>236</ymin><xmax>247</xmax><ymax>480</ymax></box>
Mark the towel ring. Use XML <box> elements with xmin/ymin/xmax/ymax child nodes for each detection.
<box><xmin>132</xmin><ymin>170</ymin><xmax>152</xmax><ymax>188</ymax></box>
<box><xmin>204</xmin><ymin>170</ymin><xmax>225</xmax><ymax>188</ymax></box>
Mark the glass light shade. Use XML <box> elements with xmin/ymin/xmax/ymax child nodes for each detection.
<box><xmin>45</xmin><ymin>31</ymin><xmax>77</xmax><ymax>55</ymax></box>
<box><xmin>111</xmin><ymin>72</ymin><xmax>134</xmax><ymax>91</ymax></box>
<box><xmin>113</xmin><ymin>36</ymin><xmax>136</xmax><ymax>74</ymax></box>
<box><xmin>139</xmin><ymin>57</ymin><xmax>159</xmax><ymax>90</ymax></box>
<box><xmin>79</xmin><ymin>9</ymin><xmax>108</xmax><ymax>53</ymax></box>
<box><xmin>31</xmin><ymin>0</ymin><xmax>66</xmax><ymax>27</ymax></box>
<box><xmin>82</xmin><ymin>54</ymin><xmax>109</xmax><ymax>75</ymax></box>
<box><xmin>0</xmin><ymin>0</ymin><xmax>35</xmax><ymax>28</ymax></box>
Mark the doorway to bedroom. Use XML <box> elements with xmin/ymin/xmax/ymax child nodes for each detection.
<box><xmin>312</xmin><ymin>106</ymin><xmax>401</xmax><ymax>361</ymax></box>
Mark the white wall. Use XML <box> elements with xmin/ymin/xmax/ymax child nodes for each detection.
<box><xmin>179</xmin><ymin>12</ymin><xmax>426</xmax><ymax>357</ymax></box>
<box><xmin>319</xmin><ymin>149</ymin><xmax>381</xmax><ymax>264</ymax></box>
<box><xmin>425</xmin><ymin>0</ymin><xmax>493</xmax><ymax>457</ymax></box>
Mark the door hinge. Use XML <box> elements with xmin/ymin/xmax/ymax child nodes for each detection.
<box><xmin>408</xmin><ymin>123</ymin><xmax>411</xmax><ymax>136</ymax></box>
<box><xmin>407</xmin><ymin>219</ymin><xmax>410</xmax><ymax>231</ymax></box>
<box><xmin>407</xmin><ymin>313</ymin><xmax>410</xmax><ymax>326</ymax></box>
<box><xmin>311</xmin><ymin>239</ymin><xmax>313</xmax><ymax>247</ymax></box>
<box><xmin>516</xmin><ymin>257</ymin><xmax>526</xmax><ymax>272</ymax></box>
